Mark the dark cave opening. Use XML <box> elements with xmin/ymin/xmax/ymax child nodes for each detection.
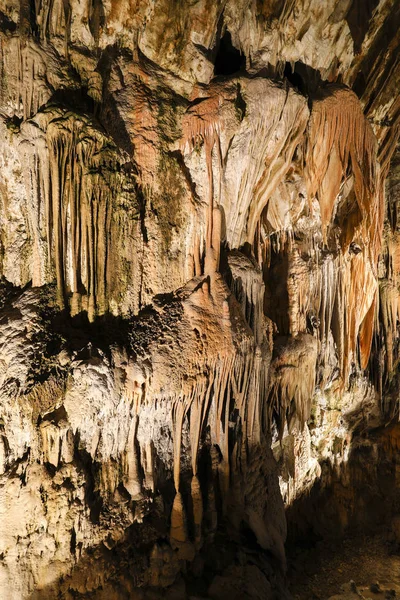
<box><xmin>283</xmin><ymin>60</ymin><xmax>327</xmax><ymax>98</ymax></box>
<box><xmin>284</xmin><ymin>62</ymin><xmax>306</xmax><ymax>94</ymax></box>
<box><xmin>214</xmin><ymin>30</ymin><xmax>246</xmax><ymax>77</ymax></box>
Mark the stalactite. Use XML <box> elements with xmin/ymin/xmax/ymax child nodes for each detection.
<box><xmin>193</xmin><ymin>234</ymin><xmax>202</xmax><ymax>277</ymax></box>
<box><xmin>240</xmin><ymin>82</ymin><xmax>308</xmax><ymax>246</ymax></box>
<box><xmin>19</xmin><ymin>110</ymin><xmax>128</xmax><ymax>318</ymax></box>
<box><xmin>375</xmin><ymin>224</ymin><xmax>400</xmax><ymax>390</ymax></box>
<box><xmin>337</xmin><ymin>251</ymin><xmax>377</xmax><ymax>383</ymax></box>
<box><xmin>359</xmin><ymin>293</ymin><xmax>377</xmax><ymax>370</ymax></box>
<box><xmin>227</xmin><ymin>250</ymin><xmax>266</xmax><ymax>345</ymax></box>
<box><xmin>181</xmin><ymin>93</ymin><xmax>225</xmax><ymax>276</ymax></box>
<box><xmin>302</xmin><ymin>86</ymin><xmax>386</xmax><ymax>383</ymax></box>
<box><xmin>32</xmin><ymin>0</ymin><xmax>68</xmax><ymax>42</ymax></box>
<box><xmin>268</xmin><ymin>334</ymin><xmax>318</xmax><ymax>435</ymax></box>
<box><xmin>140</xmin><ymin>440</ymin><xmax>155</xmax><ymax>493</ymax></box>
<box><xmin>316</xmin><ymin>255</ymin><xmax>339</xmax><ymax>384</ymax></box>
<box><xmin>13</xmin><ymin>41</ymin><xmax>52</xmax><ymax>120</ymax></box>
<box><xmin>18</xmin><ymin>135</ymin><xmax>49</xmax><ymax>286</ymax></box>
<box><xmin>286</xmin><ymin>247</ymin><xmax>313</xmax><ymax>336</ymax></box>
<box><xmin>126</xmin><ymin>274</ymin><xmax>272</xmax><ymax>552</ymax></box>
<box><xmin>305</xmin><ymin>85</ymin><xmax>381</xmax><ymax>256</ymax></box>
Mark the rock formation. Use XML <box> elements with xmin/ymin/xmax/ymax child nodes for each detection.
<box><xmin>0</xmin><ymin>0</ymin><xmax>399</xmax><ymax>598</ymax></box>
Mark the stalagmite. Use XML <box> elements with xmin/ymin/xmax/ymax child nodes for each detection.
<box><xmin>170</xmin><ymin>399</ymin><xmax>193</xmax><ymax>557</ymax></box>
<box><xmin>189</xmin><ymin>393</ymin><xmax>207</xmax><ymax>547</ymax></box>
<box><xmin>122</xmin><ymin>415</ymin><xmax>142</xmax><ymax>500</ymax></box>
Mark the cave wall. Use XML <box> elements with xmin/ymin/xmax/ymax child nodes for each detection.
<box><xmin>0</xmin><ymin>1</ymin><xmax>399</xmax><ymax>598</ymax></box>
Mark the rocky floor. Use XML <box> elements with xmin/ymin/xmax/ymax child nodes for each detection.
<box><xmin>289</xmin><ymin>533</ymin><xmax>400</xmax><ymax>600</ymax></box>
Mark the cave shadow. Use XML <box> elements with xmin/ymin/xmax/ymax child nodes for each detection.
<box><xmin>25</xmin><ymin>448</ymin><xmax>287</xmax><ymax>600</ymax></box>
<box><xmin>43</xmin><ymin>291</ymin><xmax>185</xmax><ymax>363</ymax></box>
<box><xmin>26</xmin><ymin>518</ymin><xmax>169</xmax><ymax>599</ymax></box>
<box><xmin>214</xmin><ymin>29</ymin><xmax>246</xmax><ymax>77</ymax></box>
<box><xmin>285</xmin><ymin>418</ymin><xmax>400</xmax><ymax>575</ymax></box>
<box><xmin>345</xmin><ymin>0</ymin><xmax>380</xmax><ymax>54</ymax></box>
<box><xmin>52</xmin><ymin>308</ymin><xmax>131</xmax><ymax>356</ymax></box>
<box><xmin>262</xmin><ymin>235</ymin><xmax>291</xmax><ymax>336</ymax></box>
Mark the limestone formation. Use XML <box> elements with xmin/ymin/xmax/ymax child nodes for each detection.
<box><xmin>0</xmin><ymin>1</ymin><xmax>399</xmax><ymax>599</ymax></box>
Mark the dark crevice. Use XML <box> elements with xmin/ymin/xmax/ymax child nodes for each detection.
<box><xmin>19</xmin><ymin>0</ymin><xmax>38</xmax><ymax>36</ymax></box>
<box><xmin>235</xmin><ymin>83</ymin><xmax>246</xmax><ymax>121</ymax></box>
<box><xmin>346</xmin><ymin>0</ymin><xmax>380</xmax><ymax>54</ymax></box>
<box><xmin>255</xmin><ymin>0</ymin><xmax>286</xmax><ymax>20</ymax></box>
<box><xmin>352</xmin><ymin>2</ymin><xmax>400</xmax><ymax>102</ymax></box>
<box><xmin>98</xmin><ymin>45</ymin><xmax>135</xmax><ymax>156</ymax></box>
<box><xmin>74</xmin><ymin>442</ymin><xmax>103</xmax><ymax>524</ymax></box>
<box><xmin>88</xmin><ymin>0</ymin><xmax>105</xmax><ymax>44</ymax></box>
<box><xmin>0</xmin><ymin>11</ymin><xmax>17</xmax><ymax>33</ymax></box>
<box><xmin>39</xmin><ymin>404</ymin><xmax>68</xmax><ymax>425</ymax></box>
<box><xmin>284</xmin><ymin>63</ymin><xmax>306</xmax><ymax>95</ymax></box>
<box><xmin>171</xmin><ymin>150</ymin><xmax>200</xmax><ymax>204</ymax></box>
<box><xmin>284</xmin><ymin>61</ymin><xmax>326</xmax><ymax>98</ymax></box>
<box><xmin>70</xmin><ymin>527</ymin><xmax>77</xmax><ymax>554</ymax></box>
<box><xmin>46</xmin><ymin>87</ymin><xmax>97</xmax><ymax>116</ymax></box>
<box><xmin>136</xmin><ymin>183</ymin><xmax>149</xmax><ymax>245</ymax></box>
<box><xmin>214</xmin><ymin>30</ymin><xmax>246</xmax><ymax>77</ymax></box>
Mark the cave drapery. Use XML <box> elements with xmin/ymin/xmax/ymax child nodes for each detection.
<box><xmin>0</xmin><ymin>0</ymin><xmax>399</xmax><ymax>598</ymax></box>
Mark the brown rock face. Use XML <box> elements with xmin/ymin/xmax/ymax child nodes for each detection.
<box><xmin>0</xmin><ymin>1</ymin><xmax>399</xmax><ymax>598</ymax></box>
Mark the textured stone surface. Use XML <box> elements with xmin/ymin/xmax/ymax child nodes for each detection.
<box><xmin>0</xmin><ymin>1</ymin><xmax>399</xmax><ymax>599</ymax></box>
